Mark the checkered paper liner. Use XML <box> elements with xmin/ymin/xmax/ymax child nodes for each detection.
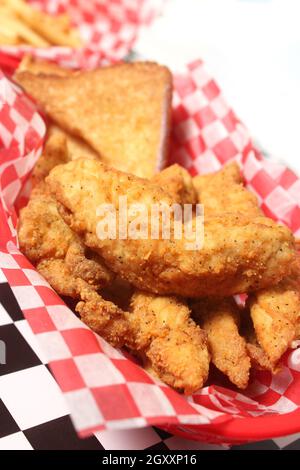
<box><xmin>0</xmin><ymin>0</ymin><xmax>163</xmax><ymax>71</ymax></box>
<box><xmin>1</xmin><ymin>58</ymin><xmax>300</xmax><ymax>446</ymax></box>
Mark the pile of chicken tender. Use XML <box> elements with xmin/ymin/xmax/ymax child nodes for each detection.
<box><xmin>16</xmin><ymin>56</ymin><xmax>300</xmax><ymax>394</ymax></box>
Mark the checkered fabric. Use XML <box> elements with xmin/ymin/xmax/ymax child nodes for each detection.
<box><xmin>0</xmin><ymin>0</ymin><xmax>163</xmax><ymax>70</ymax></box>
<box><xmin>1</xmin><ymin>54</ymin><xmax>300</xmax><ymax>445</ymax></box>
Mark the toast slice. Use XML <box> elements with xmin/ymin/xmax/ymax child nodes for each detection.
<box><xmin>15</xmin><ymin>61</ymin><xmax>173</xmax><ymax>178</ymax></box>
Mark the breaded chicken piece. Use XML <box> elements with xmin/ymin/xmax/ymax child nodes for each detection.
<box><xmin>47</xmin><ymin>159</ymin><xmax>296</xmax><ymax>298</ymax></box>
<box><xmin>193</xmin><ymin>162</ymin><xmax>262</xmax><ymax>217</ymax></box>
<box><xmin>31</xmin><ymin>129</ymin><xmax>69</xmax><ymax>187</ymax></box>
<box><xmin>17</xmin><ymin>182</ymin><xmax>113</xmax><ymax>297</ymax></box>
<box><xmin>15</xmin><ymin>62</ymin><xmax>172</xmax><ymax>178</ymax></box>
<box><xmin>195</xmin><ymin>162</ymin><xmax>300</xmax><ymax>366</ymax></box>
<box><xmin>152</xmin><ymin>164</ymin><xmax>197</xmax><ymax>204</ymax></box>
<box><xmin>75</xmin><ymin>279</ymin><xmax>129</xmax><ymax>348</ymax></box>
<box><xmin>47</xmin><ymin>124</ymin><xmax>99</xmax><ymax>162</ymax></box>
<box><xmin>241</xmin><ymin>314</ymin><xmax>280</xmax><ymax>373</ymax></box>
<box><xmin>79</xmin><ymin>288</ymin><xmax>210</xmax><ymax>393</ymax></box>
<box><xmin>247</xmin><ymin>276</ymin><xmax>300</xmax><ymax>366</ymax></box>
<box><xmin>31</xmin><ymin>123</ymin><xmax>97</xmax><ymax>189</ymax></box>
<box><xmin>18</xmin><ymin>182</ymin><xmax>130</xmax><ymax>345</ymax></box>
<box><xmin>128</xmin><ymin>292</ymin><xmax>210</xmax><ymax>394</ymax></box>
<box><xmin>192</xmin><ymin>298</ymin><xmax>250</xmax><ymax>389</ymax></box>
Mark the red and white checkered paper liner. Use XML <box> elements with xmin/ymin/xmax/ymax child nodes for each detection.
<box><xmin>0</xmin><ymin>0</ymin><xmax>163</xmax><ymax>71</ymax></box>
<box><xmin>1</xmin><ymin>58</ymin><xmax>300</xmax><ymax>445</ymax></box>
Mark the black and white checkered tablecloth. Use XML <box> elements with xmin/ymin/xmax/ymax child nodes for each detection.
<box><xmin>0</xmin><ymin>276</ymin><xmax>299</xmax><ymax>450</ymax></box>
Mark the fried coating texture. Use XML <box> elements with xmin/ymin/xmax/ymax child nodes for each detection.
<box><xmin>47</xmin><ymin>159</ymin><xmax>296</xmax><ymax>298</ymax></box>
<box><xmin>31</xmin><ymin>128</ymin><xmax>69</xmax><ymax>187</ymax></box>
<box><xmin>79</xmin><ymin>287</ymin><xmax>210</xmax><ymax>394</ymax></box>
<box><xmin>247</xmin><ymin>276</ymin><xmax>300</xmax><ymax>366</ymax></box>
<box><xmin>192</xmin><ymin>298</ymin><xmax>250</xmax><ymax>389</ymax></box>
<box><xmin>152</xmin><ymin>164</ymin><xmax>197</xmax><ymax>204</ymax></box>
<box><xmin>47</xmin><ymin>124</ymin><xmax>100</xmax><ymax>162</ymax></box>
<box><xmin>193</xmin><ymin>162</ymin><xmax>262</xmax><ymax>217</ymax></box>
<box><xmin>17</xmin><ymin>183</ymin><xmax>113</xmax><ymax>297</ymax></box>
<box><xmin>242</xmin><ymin>315</ymin><xmax>279</xmax><ymax>374</ymax></box>
<box><xmin>195</xmin><ymin>162</ymin><xmax>300</xmax><ymax>367</ymax></box>
<box><xmin>128</xmin><ymin>291</ymin><xmax>210</xmax><ymax>394</ymax></box>
<box><xmin>15</xmin><ymin>62</ymin><xmax>172</xmax><ymax>178</ymax></box>
<box><xmin>75</xmin><ymin>279</ymin><xmax>129</xmax><ymax>348</ymax></box>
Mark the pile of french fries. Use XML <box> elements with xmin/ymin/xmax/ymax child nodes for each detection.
<box><xmin>0</xmin><ymin>0</ymin><xmax>82</xmax><ymax>47</ymax></box>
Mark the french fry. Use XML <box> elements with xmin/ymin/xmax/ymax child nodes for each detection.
<box><xmin>0</xmin><ymin>11</ymin><xmax>49</xmax><ymax>46</ymax></box>
<box><xmin>7</xmin><ymin>0</ymin><xmax>82</xmax><ymax>47</ymax></box>
<box><xmin>0</xmin><ymin>31</ymin><xmax>19</xmax><ymax>45</ymax></box>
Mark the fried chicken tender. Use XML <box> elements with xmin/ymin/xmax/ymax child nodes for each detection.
<box><xmin>75</xmin><ymin>279</ymin><xmax>129</xmax><ymax>348</ymax></box>
<box><xmin>31</xmin><ymin>129</ymin><xmax>69</xmax><ymax>187</ymax></box>
<box><xmin>195</xmin><ymin>162</ymin><xmax>300</xmax><ymax>367</ymax></box>
<box><xmin>241</xmin><ymin>314</ymin><xmax>280</xmax><ymax>373</ymax></box>
<box><xmin>44</xmin><ymin>124</ymin><xmax>100</xmax><ymax>162</ymax></box>
<box><xmin>78</xmin><ymin>287</ymin><xmax>210</xmax><ymax>394</ymax></box>
<box><xmin>128</xmin><ymin>292</ymin><xmax>210</xmax><ymax>394</ymax></box>
<box><xmin>193</xmin><ymin>162</ymin><xmax>262</xmax><ymax>217</ymax></box>
<box><xmin>47</xmin><ymin>159</ymin><xmax>296</xmax><ymax>298</ymax></box>
<box><xmin>17</xmin><ymin>182</ymin><xmax>113</xmax><ymax>297</ymax></box>
<box><xmin>247</xmin><ymin>276</ymin><xmax>300</xmax><ymax>366</ymax></box>
<box><xmin>152</xmin><ymin>164</ymin><xmax>197</xmax><ymax>204</ymax></box>
<box><xmin>15</xmin><ymin>62</ymin><xmax>172</xmax><ymax>178</ymax></box>
<box><xmin>192</xmin><ymin>298</ymin><xmax>250</xmax><ymax>389</ymax></box>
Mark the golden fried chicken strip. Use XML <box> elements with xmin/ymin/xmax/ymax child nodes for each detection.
<box><xmin>46</xmin><ymin>124</ymin><xmax>100</xmax><ymax>162</ymax></box>
<box><xmin>78</xmin><ymin>287</ymin><xmax>210</xmax><ymax>393</ymax></box>
<box><xmin>31</xmin><ymin>128</ymin><xmax>69</xmax><ymax>187</ymax></box>
<box><xmin>15</xmin><ymin>62</ymin><xmax>172</xmax><ymax>178</ymax></box>
<box><xmin>75</xmin><ymin>279</ymin><xmax>129</xmax><ymax>348</ymax></box>
<box><xmin>18</xmin><ymin>183</ymin><xmax>129</xmax><ymax>345</ymax></box>
<box><xmin>47</xmin><ymin>159</ymin><xmax>296</xmax><ymax>297</ymax></box>
<box><xmin>195</xmin><ymin>162</ymin><xmax>300</xmax><ymax>366</ymax></box>
<box><xmin>242</xmin><ymin>314</ymin><xmax>280</xmax><ymax>373</ymax></box>
<box><xmin>152</xmin><ymin>164</ymin><xmax>197</xmax><ymax>204</ymax></box>
<box><xmin>128</xmin><ymin>292</ymin><xmax>210</xmax><ymax>394</ymax></box>
<box><xmin>17</xmin><ymin>183</ymin><xmax>113</xmax><ymax>297</ymax></box>
<box><xmin>192</xmin><ymin>298</ymin><xmax>250</xmax><ymax>389</ymax></box>
<box><xmin>193</xmin><ymin>162</ymin><xmax>262</xmax><ymax>217</ymax></box>
<box><xmin>247</xmin><ymin>276</ymin><xmax>300</xmax><ymax>366</ymax></box>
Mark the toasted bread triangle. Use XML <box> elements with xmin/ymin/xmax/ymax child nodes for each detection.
<box><xmin>15</xmin><ymin>62</ymin><xmax>172</xmax><ymax>178</ymax></box>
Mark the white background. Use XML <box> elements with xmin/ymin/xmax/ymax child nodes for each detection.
<box><xmin>135</xmin><ymin>0</ymin><xmax>300</xmax><ymax>174</ymax></box>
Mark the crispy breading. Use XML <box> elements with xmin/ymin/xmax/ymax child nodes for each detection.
<box><xmin>31</xmin><ymin>128</ymin><xmax>69</xmax><ymax>187</ymax></box>
<box><xmin>15</xmin><ymin>62</ymin><xmax>173</xmax><ymax>178</ymax></box>
<box><xmin>31</xmin><ymin>122</ymin><xmax>99</xmax><ymax>187</ymax></box>
<box><xmin>47</xmin><ymin>159</ymin><xmax>296</xmax><ymax>297</ymax></box>
<box><xmin>78</xmin><ymin>286</ymin><xmax>210</xmax><ymax>394</ymax></box>
<box><xmin>193</xmin><ymin>162</ymin><xmax>262</xmax><ymax>217</ymax></box>
<box><xmin>17</xmin><ymin>182</ymin><xmax>113</xmax><ymax>296</ymax></box>
<box><xmin>247</xmin><ymin>276</ymin><xmax>300</xmax><ymax>365</ymax></box>
<box><xmin>195</xmin><ymin>162</ymin><xmax>300</xmax><ymax>367</ymax></box>
<box><xmin>247</xmin><ymin>317</ymin><xmax>285</xmax><ymax>375</ymax></box>
<box><xmin>192</xmin><ymin>298</ymin><xmax>250</xmax><ymax>389</ymax></box>
<box><xmin>36</xmin><ymin>258</ymin><xmax>78</xmax><ymax>298</ymax></box>
<box><xmin>152</xmin><ymin>164</ymin><xmax>197</xmax><ymax>204</ymax></box>
<box><xmin>47</xmin><ymin>124</ymin><xmax>99</xmax><ymax>161</ymax></box>
<box><xmin>128</xmin><ymin>291</ymin><xmax>210</xmax><ymax>394</ymax></box>
<box><xmin>18</xmin><ymin>181</ymin><xmax>129</xmax><ymax>345</ymax></box>
<box><xmin>75</xmin><ymin>279</ymin><xmax>129</xmax><ymax>348</ymax></box>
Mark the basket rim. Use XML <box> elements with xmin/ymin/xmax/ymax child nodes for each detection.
<box><xmin>163</xmin><ymin>408</ymin><xmax>300</xmax><ymax>443</ymax></box>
